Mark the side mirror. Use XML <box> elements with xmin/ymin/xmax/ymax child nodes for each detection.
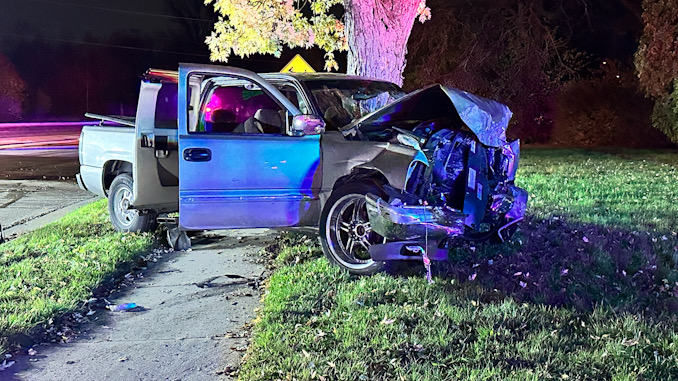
<box><xmin>291</xmin><ymin>114</ymin><xmax>326</xmax><ymax>136</ymax></box>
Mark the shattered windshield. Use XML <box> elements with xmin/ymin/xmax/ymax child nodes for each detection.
<box><xmin>304</xmin><ymin>79</ymin><xmax>405</xmax><ymax>130</ymax></box>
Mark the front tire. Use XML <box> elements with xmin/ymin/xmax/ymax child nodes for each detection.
<box><xmin>108</xmin><ymin>174</ymin><xmax>157</xmax><ymax>233</ymax></box>
<box><xmin>319</xmin><ymin>182</ymin><xmax>386</xmax><ymax>275</ymax></box>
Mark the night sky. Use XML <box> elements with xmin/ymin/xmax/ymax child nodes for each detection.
<box><xmin>0</xmin><ymin>0</ymin><xmax>326</xmax><ymax>72</ymax></box>
<box><xmin>2</xmin><ymin>0</ymin><xmax>187</xmax><ymax>46</ymax></box>
<box><xmin>0</xmin><ymin>0</ymin><xmax>644</xmax><ymax>122</ymax></box>
<box><xmin>0</xmin><ymin>0</ymin><xmax>330</xmax><ymax>119</ymax></box>
<box><xmin>1</xmin><ymin>0</ymin><xmax>641</xmax><ymax>77</ymax></box>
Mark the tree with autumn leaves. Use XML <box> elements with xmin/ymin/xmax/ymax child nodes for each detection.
<box><xmin>204</xmin><ymin>0</ymin><xmax>430</xmax><ymax>86</ymax></box>
<box><xmin>0</xmin><ymin>54</ymin><xmax>27</xmax><ymax>122</ymax></box>
<box><xmin>635</xmin><ymin>0</ymin><xmax>678</xmax><ymax>143</ymax></box>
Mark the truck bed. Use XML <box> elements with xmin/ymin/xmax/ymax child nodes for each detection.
<box><xmin>78</xmin><ymin>120</ymin><xmax>135</xmax><ymax>197</ymax></box>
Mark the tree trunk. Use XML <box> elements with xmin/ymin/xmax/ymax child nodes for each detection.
<box><xmin>344</xmin><ymin>0</ymin><xmax>422</xmax><ymax>86</ymax></box>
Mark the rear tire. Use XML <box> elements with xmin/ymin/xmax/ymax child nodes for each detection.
<box><xmin>319</xmin><ymin>182</ymin><xmax>386</xmax><ymax>275</ymax></box>
<box><xmin>108</xmin><ymin>174</ymin><xmax>157</xmax><ymax>233</ymax></box>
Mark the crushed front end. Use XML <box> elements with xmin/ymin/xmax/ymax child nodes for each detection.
<box><xmin>346</xmin><ymin>85</ymin><xmax>528</xmax><ymax>261</ymax></box>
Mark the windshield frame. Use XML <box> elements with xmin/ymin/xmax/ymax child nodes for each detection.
<box><xmin>300</xmin><ymin>78</ymin><xmax>405</xmax><ymax>131</ymax></box>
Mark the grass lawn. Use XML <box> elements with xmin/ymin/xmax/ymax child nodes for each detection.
<box><xmin>0</xmin><ymin>199</ymin><xmax>154</xmax><ymax>353</ymax></box>
<box><xmin>241</xmin><ymin>148</ymin><xmax>678</xmax><ymax>380</ymax></box>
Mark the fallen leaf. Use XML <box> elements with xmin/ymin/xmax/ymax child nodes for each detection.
<box><xmin>215</xmin><ymin>365</ymin><xmax>238</xmax><ymax>376</ymax></box>
<box><xmin>621</xmin><ymin>338</ymin><xmax>639</xmax><ymax>346</ymax></box>
<box><xmin>381</xmin><ymin>316</ymin><xmax>395</xmax><ymax>325</ymax></box>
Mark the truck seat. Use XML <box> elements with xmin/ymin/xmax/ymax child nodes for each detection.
<box><xmin>235</xmin><ymin>109</ymin><xmax>282</xmax><ymax>134</ymax></box>
<box><xmin>253</xmin><ymin>109</ymin><xmax>283</xmax><ymax>133</ymax></box>
<box><xmin>210</xmin><ymin>109</ymin><xmax>238</xmax><ymax>133</ymax></box>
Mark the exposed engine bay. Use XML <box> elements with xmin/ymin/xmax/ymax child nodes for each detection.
<box><xmin>339</xmin><ymin>84</ymin><xmax>529</xmax><ymax>261</ymax></box>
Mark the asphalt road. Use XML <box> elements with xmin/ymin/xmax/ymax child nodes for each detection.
<box><xmin>0</xmin><ymin>121</ymin><xmax>86</xmax><ymax>181</ymax></box>
<box><xmin>0</xmin><ymin>122</ymin><xmax>94</xmax><ymax>236</ymax></box>
<box><xmin>0</xmin><ymin>149</ymin><xmax>81</xmax><ymax>181</ymax></box>
<box><xmin>0</xmin><ymin>122</ymin><xmax>85</xmax><ymax>150</ymax></box>
<box><xmin>6</xmin><ymin>230</ymin><xmax>273</xmax><ymax>381</ymax></box>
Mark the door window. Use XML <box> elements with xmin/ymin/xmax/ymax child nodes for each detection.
<box><xmin>193</xmin><ymin>81</ymin><xmax>285</xmax><ymax>134</ymax></box>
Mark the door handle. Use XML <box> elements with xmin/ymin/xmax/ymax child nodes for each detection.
<box><xmin>183</xmin><ymin>148</ymin><xmax>212</xmax><ymax>162</ymax></box>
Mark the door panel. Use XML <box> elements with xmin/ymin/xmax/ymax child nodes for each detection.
<box><xmin>177</xmin><ymin>64</ymin><xmax>320</xmax><ymax>230</ymax></box>
<box><xmin>132</xmin><ymin>81</ymin><xmax>179</xmax><ymax>211</ymax></box>
<box><xmin>179</xmin><ymin>134</ymin><xmax>321</xmax><ymax>230</ymax></box>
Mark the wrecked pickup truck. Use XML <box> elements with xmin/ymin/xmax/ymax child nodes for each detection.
<box><xmin>78</xmin><ymin>64</ymin><xmax>527</xmax><ymax>275</ymax></box>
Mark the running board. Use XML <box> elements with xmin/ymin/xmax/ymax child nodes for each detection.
<box><xmin>157</xmin><ymin>216</ymin><xmax>179</xmax><ymax>224</ymax></box>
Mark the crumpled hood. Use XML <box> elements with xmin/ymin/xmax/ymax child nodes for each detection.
<box><xmin>343</xmin><ymin>84</ymin><xmax>513</xmax><ymax>147</ymax></box>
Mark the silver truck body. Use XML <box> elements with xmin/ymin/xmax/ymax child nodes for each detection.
<box><xmin>78</xmin><ymin>64</ymin><xmax>527</xmax><ymax>274</ymax></box>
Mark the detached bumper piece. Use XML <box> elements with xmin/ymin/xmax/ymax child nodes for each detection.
<box><xmin>365</xmin><ymin>193</ymin><xmax>465</xmax><ymax>241</ymax></box>
<box><xmin>505</xmin><ymin>186</ymin><xmax>528</xmax><ymax>220</ymax></box>
<box><xmin>496</xmin><ymin>185</ymin><xmax>528</xmax><ymax>242</ymax></box>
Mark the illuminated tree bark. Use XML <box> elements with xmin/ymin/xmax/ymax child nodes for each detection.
<box><xmin>344</xmin><ymin>0</ymin><xmax>423</xmax><ymax>85</ymax></box>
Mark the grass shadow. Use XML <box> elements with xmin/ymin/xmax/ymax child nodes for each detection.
<box><xmin>433</xmin><ymin>215</ymin><xmax>678</xmax><ymax>316</ymax></box>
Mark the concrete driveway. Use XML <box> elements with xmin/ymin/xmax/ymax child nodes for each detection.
<box><xmin>5</xmin><ymin>229</ymin><xmax>273</xmax><ymax>380</ymax></box>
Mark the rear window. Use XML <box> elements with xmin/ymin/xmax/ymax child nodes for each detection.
<box><xmin>155</xmin><ymin>83</ymin><xmax>178</xmax><ymax>129</ymax></box>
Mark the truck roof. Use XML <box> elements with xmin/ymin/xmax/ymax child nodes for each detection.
<box><xmin>143</xmin><ymin>68</ymin><xmax>393</xmax><ymax>85</ymax></box>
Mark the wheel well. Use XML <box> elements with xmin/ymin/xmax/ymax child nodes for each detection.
<box><xmin>103</xmin><ymin>160</ymin><xmax>132</xmax><ymax>195</ymax></box>
<box><xmin>332</xmin><ymin>168</ymin><xmax>389</xmax><ymax>192</ymax></box>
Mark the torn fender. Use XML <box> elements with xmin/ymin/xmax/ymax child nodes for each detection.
<box><xmin>320</xmin><ymin>132</ymin><xmax>419</xmax><ymax>192</ymax></box>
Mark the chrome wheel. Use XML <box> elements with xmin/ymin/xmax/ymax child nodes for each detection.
<box><xmin>113</xmin><ymin>186</ymin><xmax>138</xmax><ymax>228</ymax></box>
<box><xmin>108</xmin><ymin>173</ymin><xmax>156</xmax><ymax>233</ymax></box>
<box><xmin>325</xmin><ymin>193</ymin><xmax>385</xmax><ymax>270</ymax></box>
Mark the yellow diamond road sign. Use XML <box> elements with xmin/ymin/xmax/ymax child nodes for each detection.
<box><xmin>280</xmin><ymin>54</ymin><xmax>316</xmax><ymax>73</ymax></box>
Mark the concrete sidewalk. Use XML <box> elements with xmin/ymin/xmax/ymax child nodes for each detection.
<box><xmin>0</xmin><ymin>179</ymin><xmax>96</xmax><ymax>240</ymax></box>
<box><xmin>5</xmin><ymin>229</ymin><xmax>273</xmax><ymax>381</ymax></box>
